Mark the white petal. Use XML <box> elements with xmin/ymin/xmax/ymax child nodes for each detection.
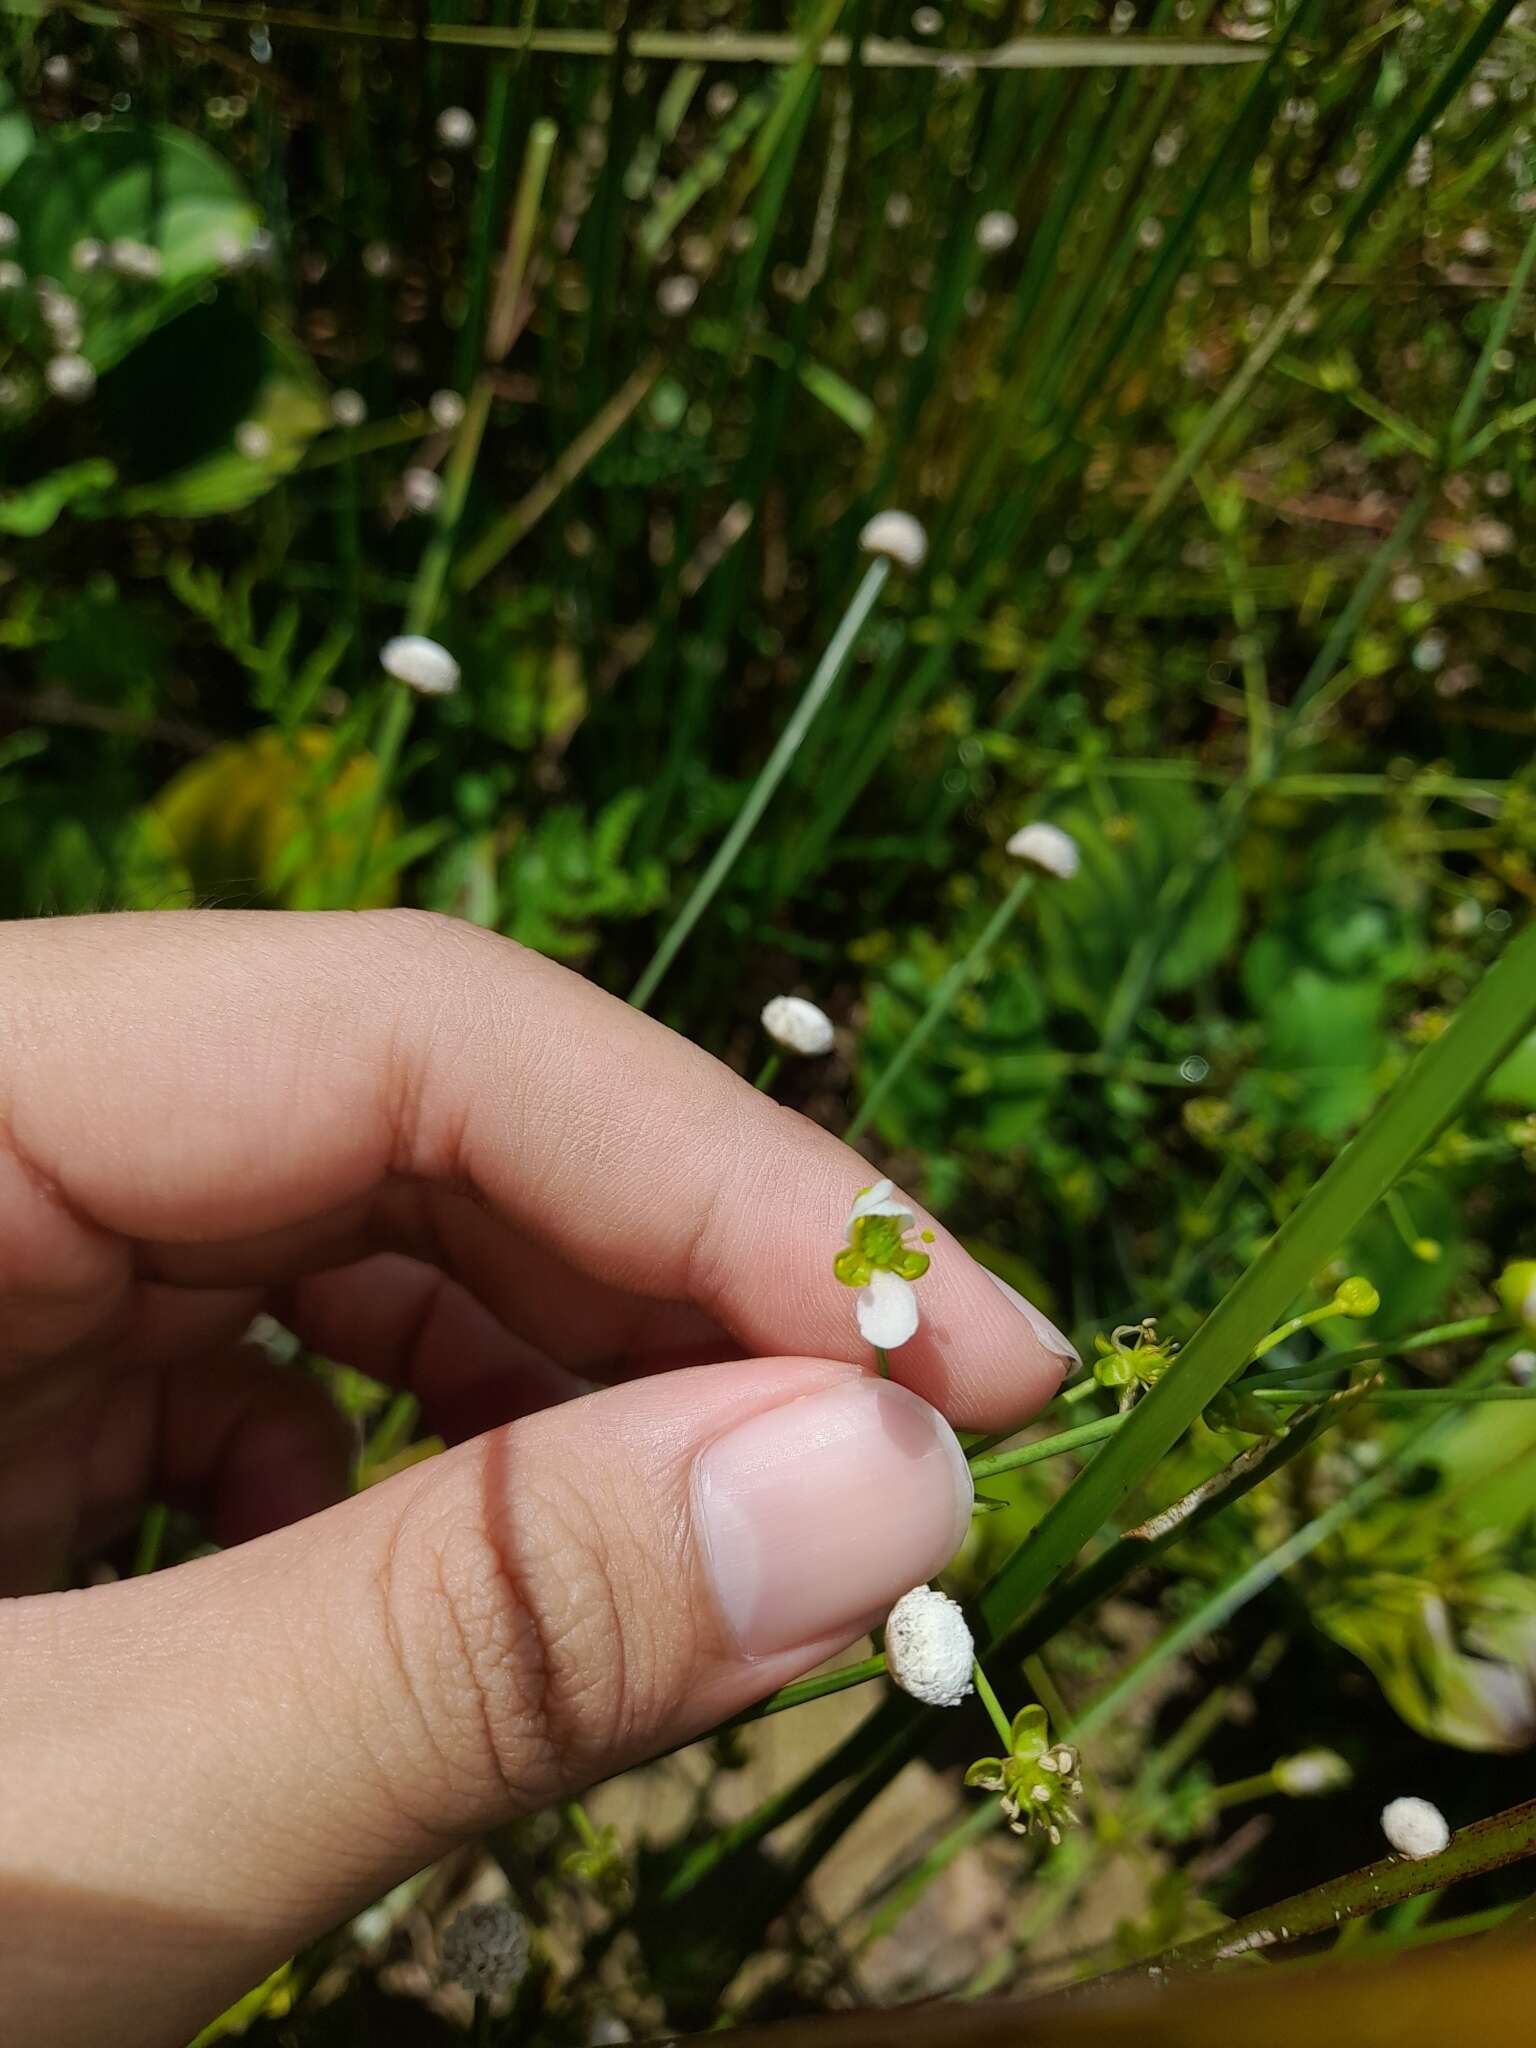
<box><xmin>885</xmin><ymin>1586</ymin><xmax>974</xmax><ymax>1707</ymax></box>
<box><xmin>856</xmin><ymin>1268</ymin><xmax>919</xmax><ymax>1350</ymax></box>
<box><xmin>845</xmin><ymin>1177</ymin><xmax>917</xmax><ymax>1234</ymax></box>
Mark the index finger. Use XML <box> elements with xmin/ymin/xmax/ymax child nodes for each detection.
<box><xmin>0</xmin><ymin>909</ymin><xmax>1076</xmax><ymax>1428</ymax></box>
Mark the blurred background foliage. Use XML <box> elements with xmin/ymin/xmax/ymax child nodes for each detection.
<box><xmin>3</xmin><ymin>0</ymin><xmax>1536</xmax><ymax>2038</ymax></box>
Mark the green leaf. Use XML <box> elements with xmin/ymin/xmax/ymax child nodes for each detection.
<box><xmin>0</xmin><ymin>80</ymin><xmax>35</xmax><ymax>188</ymax></box>
<box><xmin>0</xmin><ymin>459</ymin><xmax>116</xmax><ymax>535</ymax></box>
<box><xmin>0</xmin><ymin>121</ymin><xmax>258</xmax><ymax>378</ymax></box>
<box><xmin>1487</xmin><ymin>1027</ymin><xmax>1536</xmax><ymax>1108</ymax></box>
<box><xmin>1030</xmin><ymin>782</ymin><xmax>1241</xmax><ymax>1023</ymax></box>
<box><xmin>107</xmin><ymin>318</ymin><xmax>327</xmax><ymax>517</ymax></box>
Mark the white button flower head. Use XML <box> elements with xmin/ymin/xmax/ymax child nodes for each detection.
<box><xmin>834</xmin><ymin>1179</ymin><xmax>932</xmax><ymax>1351</ymax></box>
<box><xmin>761</xmin><ymin>994</ymin><xmax>835</xmax><ymax>1059</ymax></box>
<box><xmin>1274</xmin><ymin>1748</ymin><xmax>1351</xmax><ymax>1797</ymax></box>
<box><xmin>429</xmin><ymin>387</ymin><xmax>466</xmax><ymax>432</ymax></box>
<box><xmin>1006</xmin><ymin>820</ymin><xmax>1080</xmax><ymax>880</ymax></box>
<box><xmin>975</xmin><ymin>209</ymin><xmax>1018</xmax><ymax>254</ymax></box>
<box><xmin>0</xmin><ymin>261</ymin><xmax>23</xmax><ymax>294</ymax></box>
<box><xmin>1381</xmin><ymin>1796</ymin><xmax>1450</xmax><ymax>1861</ymax></box>
<box><xmin>0</xmin><ymin>213</ymin><xmax>17</xmax><ymax>253</ymax></box>
<box><xmin>439</xmin><ymin>1900</ymin><xmax>530</xmax><ymax>1999</ymax></box>
<box><xmin>885</xmin><ymin>1586</ymin><xmax>974</xmax><ymax>1708</ymax></box>
<box><xmin>235</xmin><ymin>420</ymin><xmax>273</xmax><ymax>461</ymax></box>
<box><xmin>402</xmin><ymin>465</ymin><xmax>443</xmax><ymax>515</ymax></box>
<box><xmin>71</xmin><ymin>238</ymin><xmax>106</xmax><ymax>273</ymax></box>
<box><xmin>381</xmin><ymin>634</ymin><xmax>461</xmax><ymax>696</ymax></box>
<box><xmin>859</xmin><ymin>509</ymin><xmax>928</xmax><ymax>571</ymax></box>
<box><xmin>436</xmin><ymin>105</ymin><xmax>478</xmax><ymax>152</ymax></box>
<box><xmin>330</xmin><ymin>386</ymin><xmax>367</xmax><ymax>428</ymax></box>
<box><xmin>45</xmin><ymin>353</ymin><xmax>96</xmax><ymax>402</ymax></box>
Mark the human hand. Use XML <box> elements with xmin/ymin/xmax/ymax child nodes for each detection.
<box><xmin>0</xmin><ymin>911</ymin><xmax>1074</xmax><ymax>2045</ymax></box>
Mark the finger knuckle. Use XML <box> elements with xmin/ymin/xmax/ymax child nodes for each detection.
<box><xmin>373</xmin><ymin>1451</ymin><xmax>686</xmax><ymax>1823</ymax></box>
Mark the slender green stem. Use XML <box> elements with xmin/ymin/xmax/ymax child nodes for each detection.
<box><xmin>753</xmin><ymin>1051</ymin><xmax>783</xmax><ymax>1093</ymax></box>
<box><xmin>1449</xmin><ymin>209</ymin><xmax>1536</xmax><ymax>459</ymax></box>
<box><xmin>971</xmin><ymin>1660</ymin><xmax>1014</xmax><ymax>1750</ymax></box>
<box><xmin>874</xmin><ymin>1346</ymin><xmax>891</xmax><ymax>1381</ymax></box>
<box><xmin>629</xmin><ymin>558</ymin><xmax>891</xmax><ymax>1010</ymax></box>
<box><xmin>969</xmin><ymin>1414</ymin><xmax>1123</xmax><ymax>1480</ymax></box>
<box><xmin>845</xmin><ymin>867</ymin><xmax>1038</xmax><ymax>1144</ymax></box>
<box><xmin>132</xmin><ymin>1503</ymin><xmax>168</xmax><ymax>1577</ymax></box>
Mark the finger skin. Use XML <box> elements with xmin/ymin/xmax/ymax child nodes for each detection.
<box><xmin>0</xmin><ymin>1357</ymin><xmax>971</xmax><ymax>2047</ymax></box>
<box><xmin>0</xmin><ymin>909</ymin><xmax>1070</xmax><ymax>1427</ymax></box>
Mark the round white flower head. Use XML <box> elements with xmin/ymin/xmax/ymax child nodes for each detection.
<box><xmin>656</xmin><ymin>273</ymin><xmax>699</xmax><ymax>317</ymax></box>
<box><xmin>0</xmin><ymin>212</ymin><xmax>17</xmax><ymax>253</ymax></box>
<box><xmin>1508</xmin><ymin>1349</ymin><xmax>1536</xmax><ymax>1388</ymax></box>
<box><xmin>436</xmin><ymin>105</ymin><xmax>478</xmax><ymax>151</ymax></box>
<box><xmin>975</xmin><ymin>209</ymin><xmax>1018</xmax><ymax>254</ymax></box>
<box><xmin>330</xmin><ymin>386</ymin><xmax>367</xmax><ymax>428</ymax></box>
<box><xmin>402</xmin><ymin>465</ymin><xmax>443</xmax><ymax>514</ymax></box>
<box><xmin>885</xmin><ymin>1586</ymin><xmax>974</xmax><ymax>1708</ymax></box>
<box><xmin>71</xmin><ymin>238</ymin><xmax>105</xmax><ymax>273</ymax></box>
<box><xmin>1273</xmin><ymin>1748</ymin><xmax>1350</xmax><ymax>1797</ymax></box>
<box><xmin>45</xmin><ymin>353</ymin><xmax>96</xmax><ymax>402</ymax></box>
<box><xmin>1006</xmin><ymin>820</ymin><xmax>1080</xmax><ymax>880</ymax></box>
<box><xmin>836</xmin><ymin>1179</ymin><xmax>930</xmax><ymax>1351</ymax></box>
<box><xmin>859</xmin><ymin>509</ymin><xmax>928</xmax><ymax>571</ymax></box>
<box><xmin>235</xmin><ymin>420</ymin><xmax>273</xmax><ymax>461</ymax></box>
<box><xmin>761</xmin><ymin>994</ymin><xmax>835</xmax><ymax>1058</ymax></box>
<box><xmin>439</xmin><ymin>1900</ymin><xmax>529</xmax><ymax>1998</ymax></box>
<box><xmin>1381</xmin><ymin>1796</ymin><xmax>1450</xmax><ymax>1861</ymax></box>
<box><xmin>429</xmin><ymin>387</ymin><xmax>466</xmax><ymax>431</ymax></box>
<box><xmin>0</xmin><ymin>260</ymin><xmax>24</xmax><ymax>293</ymax></box>
<box><xmin>381</xmin><ymin>634</ymin><xmax>461</xmax><ymax>696</ymax></box>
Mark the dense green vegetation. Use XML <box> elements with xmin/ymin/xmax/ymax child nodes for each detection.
<box><xmin>3</xmin><ymin>0</ymin><xmax>1536</xmax><ymax>2039</ymax></box>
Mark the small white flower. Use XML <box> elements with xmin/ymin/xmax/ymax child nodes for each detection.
<box><xmin>235</xmin><ymin>420</ymin><xmax>273</xmax><ymax>461</ymax></box>
<box><xmin>1509</xmin><ymin>1350</ymin><xmax>1536</xmax><ymax>1388</ymax></box>
<box><xmin>0</xmin><ymin>261</ymin><xmax>23</xmax><ymax>293</ymax></box>
<box><xmin>1006</xmin><ymin>821</ymin><xmax>1080</xmax><ymax>880</ymax></box>
<box><xmin>1273</xmin><ymin>1749</ymin><xmax>1350</xmax><ymax>1797</ymax></box>
<box><xmin>429</xmin><ymin>387</ymin><xmax>466</xmax><ymax>431</ymax></box>
<box><xmin>0</xmin><ymin>213</ymin><xmax>18</xmax><ymax>253</ymax></box>
<box><xmin>44</xmin><ymin>353</ymin><xmax>96</xmax><ymax>402</ymax></box>
<box><xmin>402</xmin><ymin>465</ymin><xmax>443</xmax><ymax>514</ymax></box>
<box><xmin>975</xmin><ymin>209</ymin><xmax>1018</xmax><ymax>254</ymax></box>
<box><xmin>859</xmin><ymin>509</ymin><xmax>928</xmax><ymax>571</ymax></box>
<box><xmin>837</xmin><ymin>1179</ymin><xmax>930</xmax><ymax>1351</ymax></box>
<box><xmin>1381</xmin><ymin>1796</ymin><xmax>1450</xmax><ymax>1861</ymax></box>
<box><xmin>381</xmin><ymin>634</ymin><xmax>461</xmax><ymax>695</ymax></box>
<box><xmin>71</xmin><ymin>238</ymin><xmax>106</xmax><ymax>273</ymax></box>
<box><xmin>362</xmin><ymin>240</ymin><xmax>396</xmax><ymax>279</ymax></box>
<box><xmin>42</xmin><ymin>55</ymin><xmax>74</xmax><ymax>87</ymax></box>
<box><xmin>330</xmin><ymin>387</ymin><xmax>367</xmax><ymax>428</ymax></box>
<box><xmin>761</xmin><ymin>994</ymin><xmax>835</xmax><ymax>1058</ymax></box>
<box><xmin>213</xmin><ymin>229</ymin><xmax>250</xmax><ymax>270</ymax></box>
<box><xmin>439</xmin><ymin>1900</ymin><xmax>529</xmax><ymax>1998</ymax></box>
<box><xmin>911</xmin><ymin>5</ymin><xmax>943</xmax><ymax>32</ymax></box>
<box><xmin>885</xmin><ymin>1586</ymin><xmax>974</xmax><ymax>1708</ymax></box>
<box><xmin>436</xmin><ymin>105</ymin><xmax>478</xmax><ymax>152</ymax></box>
<box><xmin>109</xmin><ymin>238</ymin><xmax>163</xmax><ymax>282</ymax></box>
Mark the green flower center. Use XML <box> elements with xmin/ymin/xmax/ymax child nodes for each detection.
<box><xmin>834</xmin><ymin>1212</ymin><xmax>932</xmax><ymax>1290</ymax></box>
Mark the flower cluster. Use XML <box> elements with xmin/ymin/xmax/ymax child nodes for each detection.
<box><xmin>965</xmin><ymin>1703</ymin><xmax>1083</xmax><ymax>1846</ymax></box>
<box><xmin>439</xmin><ymin>1900</ymin><xmax>530</xmax><ymax>1999</ymax></box>
<box><xmin>834</xmin><ymin>1179</ymin><xmax>933</xmax><ymax>1350</ymax></box>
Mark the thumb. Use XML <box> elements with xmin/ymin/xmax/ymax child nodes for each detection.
<box><xmin>3</xmin><ymin>1358</ymin><xmax>972</xmax><ymax>2046</ymax></box>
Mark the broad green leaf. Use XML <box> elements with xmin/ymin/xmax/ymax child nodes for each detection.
<box><xmin>1027</xmin><ymin>782</ymin><xmax>1241</xmax><ymax>1023</ymax></box>
<box><xmin>1488</xmin><ymin>1027</ymin><xmax>1536</xmax><ymax>1108</ymax></box>
<box><xmin>0</xmin><ymin>121</ymin><xmax>258</xmax><ymax>377</ymax></box>
<box><xmin>0</xmin><ymin>80</ymin><xmax>34</xmax><ymax>187</ymax></box>
<box><xmin>153</xmin><ymin>728</ymin><xmax>398</xmax><ymax>911</ymax></box>
<box><xmin>108</xmin><ymin>318</ymin><xmax>328</xmax><ymax>518</ymax></box>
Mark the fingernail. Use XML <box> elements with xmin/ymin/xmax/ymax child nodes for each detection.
<box><xmin>692</xmin><ymin>1379</ymin><xmax>973</xmax><ymax>1658</ymax></box>
<box><xmin>985</xmin><ymin>1270</ymin><xmax>1080</xmax><ymax>1367</ymax></box>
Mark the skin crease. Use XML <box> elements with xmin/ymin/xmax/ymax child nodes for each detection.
<box><xmin>0</xmin><ymin>911</ymin><xmax>1068</xmax><ymax>2046</ymax></box>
